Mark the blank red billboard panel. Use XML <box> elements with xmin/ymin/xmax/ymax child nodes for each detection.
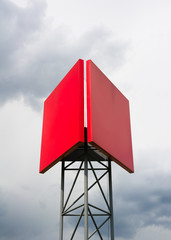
<box><xmin>40</xmin><ymin>59</ymin><xmax>84</xmax><ymax>173</ymax></box>
<box><xmin>87</xmin><ymin>60</ymin><xmax>134</xmax><ymax>173</ymax></box>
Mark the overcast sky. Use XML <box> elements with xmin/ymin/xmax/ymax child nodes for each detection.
<box><xmin>0</xmin><ymin>0</ymin><xmax>171</xmax><ymax>239</ymax></box>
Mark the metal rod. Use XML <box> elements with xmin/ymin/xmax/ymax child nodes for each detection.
<box><xmin>64</xmin><ymin>160</ymin><xmax>76</xmax><ymax>169</ymax></box>
<box><xmin>63</xmin><ymin>204</ymin><xmax>84</xmax><ymax>215</ymax></box>
<box><xmin>89</xmin><ymin>160</ymin><xmax>111</xmax><ymax>211</ymax></box>
<box><xmin>71</xmin><ymin>208</ymin><xmax>84</xmax><ymax>240</ymax></box>
<box><xmin>65</xmin><ymin>214</ymin><xmax>109</xmax><ymax>216</ymax></box>
<box><xmin>84</xmin><ymin>128</ymin><xmax>88</xmax><ymax>240</ymax></box>
<box><xmin>88</xmin><ymin>203</ymin><xmax>110</xmax><ymax>215</ymax></box>
<box><xmin>59</xmin><ymin>160</ymin><xmax>65</xmax><ymax>240</ymax></box>
<box><xmin>88</xmin><ymin>216</ymin><xmax>111</xmax><ymax>239</ymax></box>
<box><xmin>108</xmin><ymin>159</ymin><xmax>114</xmax><ymax>240</ymax></box>
<box><xmin>64</xmin><ymin>170</ymin><xmax>108</xmax><ymax>213</ymax></box>
<box><xmin>63</xmin><ymin>161</ymin><xmax>83</xmax><ymax>211</ymax></box>
<box><xmin>97</xmin><ymin>160</ymin><xmax>108</xmax><ymax>168</ymax></box>
<box><xmin>88</xmin><ymin>207</ymin><xmax>103</xmax><ymax>240</ymax></box>
<box><xmin>64</xmin><ymin>159</ymin><xmax>107</xmax><ymax>162</ymax></box>
<box><xmin>65</xmin><ymin>168</ymin><xmax>107</xmax><ymax>171</ymax></box>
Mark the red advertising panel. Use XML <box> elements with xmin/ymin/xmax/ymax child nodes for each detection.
<box><xmin>87</xmin><ymin>60</ymin><xmax>134</xmax><ymax>173</ymax></box>
<box><xmin>40</xmin><ymin>59</ymin><xmax>84</xmax><ymax>173</ymax></box>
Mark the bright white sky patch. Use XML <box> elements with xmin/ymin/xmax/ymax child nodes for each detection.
<box><xmin>10</xmin><ymin>0</ymin><xmax>29</xmax><ymax>8</ymax></box>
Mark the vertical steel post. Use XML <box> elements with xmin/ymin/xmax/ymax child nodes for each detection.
<box><xmin>59</xmin><ymin>160</ymin><xmax>65</xmax><ymax>240</ymax></box>
<box><xmin>84</xmin><ymin>128</ymin><xmax>88</xmax><ymax>240</ymax></box>
<box><xmin>108</xmin><ymin>159</ymin><xmax>114</xmax><ymax>240</ymax></box>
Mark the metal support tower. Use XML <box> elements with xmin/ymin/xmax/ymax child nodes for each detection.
<box><xmin>59</xmin><ymin>129</ymin><xmax>114</xmax><ymax>240</ymax></box>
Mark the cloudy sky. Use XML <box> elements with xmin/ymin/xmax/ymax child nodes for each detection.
<box><xmin>0</xmin><ymin>0</ymin><xmax>171</xmax><ymax>239</ymax></box>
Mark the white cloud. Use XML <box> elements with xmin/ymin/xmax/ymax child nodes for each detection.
<box><xmin>131</xmin><ymin>225</ymin><xmax>171</xmax><ymax>240</ymax></box>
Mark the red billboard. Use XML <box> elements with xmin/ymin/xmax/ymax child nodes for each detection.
<box><xmin>40</xmin><ymin>59</ymin><xmax>134</xmax><ymax>174</ymax></box>
<box><xmin>86</xmin><ymin>60</ymin><xmax>134</xmax><ymax>173</ymax></box>
<box><xmin>40</xmin><ymin>59</ymin><xmax>84</xmax><ymax>173</ymax></box>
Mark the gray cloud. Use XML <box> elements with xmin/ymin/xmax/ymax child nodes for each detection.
<box><xmin>0</xmin><ymin>0</ymin><xmax>47</xmax><ymax>106</ymax></box>
<box><xmin>0</xmin><ymin>184</ymin><xmax>59</xmax><ymax>240</ymax></box>
<box><xmin>0</xmin><ymin>149</ymin><xmax>171</xmax><ymax>240</ymax></box>
<box><xmin>0</xmin><ymin>0</ymin><xmax>129</xmax><ymax>110</ymax></box>
<box><xmin>113</xmin><ymin>149</ymin><xmax>171</xmax><ymax>239</ymax></box>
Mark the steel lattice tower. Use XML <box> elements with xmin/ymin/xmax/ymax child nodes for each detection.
<box><xmin>59</xmin><ymin>129</ymin><xmax>114</xmax><ymax>240</ymax></box>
